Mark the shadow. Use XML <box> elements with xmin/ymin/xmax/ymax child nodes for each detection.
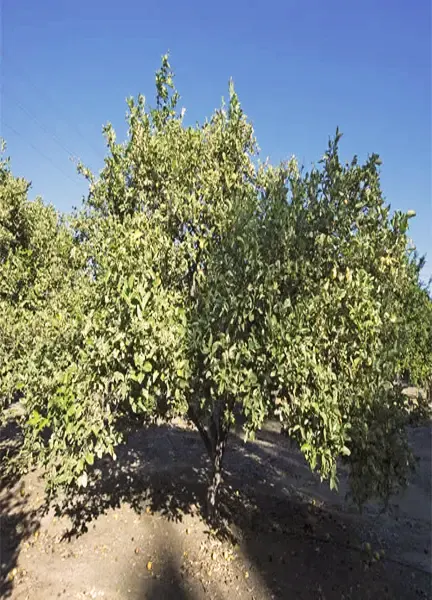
<box><xmin>0</xmin><ymin>420</ymin><xmax>41</xmax><ymax>598</ymax></box>
<box><xmin>0</xmin><ymin>419</ymin><xmax>23</xmax><ymax>488</ymax></box>
<box><xmin>2</xmin><ymin>418</ymin><xmax>431</xmax><ymax>599</ymax></box>
<box><xmin>137</xmin><ymin>523</ymin><xmax>207</xmax><ymax>600</ymax></box>
<box><xmin>225</xmin><ymin>423</ymin><xmax>432</xmax><ymax>599</ymax></box>
<box><xmin>142</xmin><ymin>558</ymin><xmax>201</xmax><ymax>600</ymax></box>
<box><xmin>50</xmin><ymin>423</ymin><xmax>211</xmax><ymax>538</ymax></box>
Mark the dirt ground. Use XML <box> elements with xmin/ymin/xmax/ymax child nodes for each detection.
<box><xmin>1</xmin><ymin>414</ymin><xmax>431</xmax><ymax>600</ymax></box>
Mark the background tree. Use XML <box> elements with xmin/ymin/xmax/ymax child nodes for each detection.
<box><xmin>1</xmin><ymin>57</ymin><xmax>428</xmax><ymax>519</ymax></box>
<box><xmin>0</xmin><ymin>143</ymin><xmax>78</xmax><ymax>415</ymax></box>
<box><xmin>397</xmin><ymin>254</ymin><xmax>432</xmax><ymax>405</ymax></box>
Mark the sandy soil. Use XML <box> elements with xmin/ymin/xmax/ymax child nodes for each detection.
<box><xmin>1</xmin><ymin>417</ymin><xmax>431</xmax><ymax>600</ymax></box>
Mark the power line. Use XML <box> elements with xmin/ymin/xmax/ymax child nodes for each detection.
<box><xmin>2</xmin><ymin>48</ymin><xmax>105</xmax><ymax>164</ymax></box>
<box><xmin>4</xmin><ymin>88</ymin><xmax>81</xmax><ymax>163</ymax></box>
<box><xmin>3</xmin><ymin>121</ymin><xmax>84</xmax><ymax>190</ymax></box>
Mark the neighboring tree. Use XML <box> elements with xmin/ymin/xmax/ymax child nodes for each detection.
<box><xmin>0</xmin><ymin>144</ymin><xmax>78</xmax><ymax>414</ymax></box>
<box><xmin>1</xmin><ymin>57</ymin><xmax>427</xmax><ymax>519</ymax></box>
<box><xmin>397</xmin><ymin>255</ymin><xmax>432</xmax><ymax>404</ymax></box>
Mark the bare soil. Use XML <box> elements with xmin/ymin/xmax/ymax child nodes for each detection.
<box><xmin>1</xmin><ymin>416</ymin><xmax>431</xmax><ymax>600</ymax></box>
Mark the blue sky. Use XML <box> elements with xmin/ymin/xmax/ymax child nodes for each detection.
<box><xmin>3</xmin><ymin>0</ymin><xmax>431</xmax><ymax>280</ymax></box>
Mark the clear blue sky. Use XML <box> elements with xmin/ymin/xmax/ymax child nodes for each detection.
<box><xmin>2</xmin><ymin>0</ymin><xmax>431</xmax><ymax>280</ymax></box>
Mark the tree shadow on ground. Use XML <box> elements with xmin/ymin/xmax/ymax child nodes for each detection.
<box><xmin>51</xmin><ymin>423</ymin><xmax>211</xmax><ymax>538</ymax></box>
<box><xmin>140</xmin><ymin>558</ymin><xmax>201</xmax><ymax>600</ymax></box>
<box><xmin>0</xmin><ymin>421</ymin><xmax>40</xmax><ymax>599</ymax></box>
<box><xmin>137</xmin><ymin>522</ymin><xmax>208</xmax><ymax>600</ymax></box>
<box><xmin>1</xmin><ymin>419</ymin><xmax>431</xmax><ymax>599</ymax></box>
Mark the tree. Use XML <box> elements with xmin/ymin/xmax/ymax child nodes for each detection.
<box><xmin>0</xmin><ymin>143</ymin><xmax>78</xmax><ymax>414</ymax></box>
<box><xmin>397</xmin><ymin>255</ymin><xmax>432</xmax><ymax>405</ymax></box>
<box><xmin>2</xmin><ymin>57</ymin><xmax>427</xmax><ymax>519</ymax></box>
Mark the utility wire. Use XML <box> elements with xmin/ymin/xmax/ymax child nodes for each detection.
<box><xmin>2</xmin><ymin>48</ymin><xmax>105</xmax><ymax>164</ymax></box>
<box><xmin>3</xmin><ymin>121</ymin><xmax>84</xmax><ymax>189</ymax></box>
<box><xmin>4</xmin><ymin>88</ymin><xmax>81</xmax><ymax>163</ymax></box>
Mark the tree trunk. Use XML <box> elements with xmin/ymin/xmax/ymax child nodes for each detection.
<box><xmin>206</xmin><ymin>435</ymin><xmax>227</xmax><ymax>520</ymax></box>
<box><xmin>187</xmin><ymin>403</ymin><xmax>230</xmax><ymax>522</ymax></box>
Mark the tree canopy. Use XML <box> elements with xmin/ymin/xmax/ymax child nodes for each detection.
<box><xmin>1</xmin><ymin>56</ymin><xmax>431</xmax><ymax>518</ymax></box>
